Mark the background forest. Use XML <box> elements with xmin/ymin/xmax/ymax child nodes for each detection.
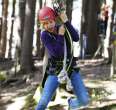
<box><xmin>0</xmin><ymin>0</ymin><xmax>116</xmax><ymax>110</ymax></box>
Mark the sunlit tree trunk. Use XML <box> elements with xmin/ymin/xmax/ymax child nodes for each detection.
<box><xmin>6</xmin><ymin>0</ymin><xmax>16</xmax><ymax>58</ymax></box>
<box><xmin>0</xmin><ymin>17</ymin><xmax>2</xmax><ymax>40</ymax></box>
<box><xmin>11</xmin><ymin>0</ymin><xmax>26</xmax><ymax>61</ymax></box>
<box><xmin>20</xmin><ymin>0</ymin><xmax>36</xmax><ymax>73</ymax></box>
<box><xmin>0</xmin><ymin>0</ymin><xmax>8</xmax><ymax>58</ymax></box>
<box><xmin>16</xmin><ymin>0</ymin><xmax>26</xmax><ymax>62</ymax></box>
<box><xmin>110</xmin><ymin>0</ymin><xmax>116</xmax><ymax>77</ymax></box>
<box><xmin>0</xmin><ymin>1</ymin><xmax>2</xmax><ymax>41</ymax></box>
<box><xmin>103</xmin><ymin>0</ymin><xmax>113</xmax><ymax>59</ymax></box>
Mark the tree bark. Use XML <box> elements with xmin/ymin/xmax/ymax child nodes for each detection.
<box><xmin>80</xmin><ymin>0</ymin><xmax>100</xmax><ymax>57</ymax></box>
<box><xmin>21</xmin><ymin>0</ymin><xmax>36</xmax><ymax>73</ymax></box>
<box><xmin>66</xmin><ymin>0</ymin><xmax>73</xmax><ymax>22</ymax></box>
<box><xmin>7</xmin><ymin>0</ymin><xmax>16</xmax><ymax>58</ymax></box>
<box><xmin>36</xmin><ymin>0</ymin><xmax>43</xmax><ymax>59</ymax></box>
<box><xmin>86</xmin><ymin>0</ymin><xmax>99</xmax><ymax>56</ymax></box>
<box><xmin>110</xmin><ymin>0</ymin><xmax>116</xmax><ymax>77</ymax></box>
<box><xmin>18</xmin><ymin>0</ymin><xmax>26</xmax><ymax>43</ymax></box>
<box><xmin>0</xmin><ymin>0</ymin><xmax>8</xmax><ymax>58</ymax></box>
<box><xmin>0</xmin><ymin>1</ymin><xmax>3</xmax><ymax>41</ymax></box>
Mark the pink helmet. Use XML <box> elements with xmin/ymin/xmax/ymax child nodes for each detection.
<box><xmin>38</xmin><ymin>6</ymin><xmax>56</xmax><ymax>22</ymax></box>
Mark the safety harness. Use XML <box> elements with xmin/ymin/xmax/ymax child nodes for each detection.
<box><xmin>41</xmin><ymin>0</ymin><xmax>77</xmax><ymax>91</ymax></box>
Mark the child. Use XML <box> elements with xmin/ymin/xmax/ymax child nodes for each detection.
<box><xmin>35</xmin><ymin>6</ymin><xmax>89</xmax><ymax>110</ymax></box>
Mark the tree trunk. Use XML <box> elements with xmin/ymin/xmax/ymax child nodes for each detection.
<box><xmin>66</xmin><ymin>0</ymin><xmax>73</xmax><ymax>22</ymax></box>
<box><xmin>21</xmin><ymin>0</ymin><xmax>36</xmax><ymax>73</ymax></box>
<box><xmin>0</xmin><ymin>0</ymin><xmax>8</xmax><ymax>58</ymax></box>
<box><xmin>0</xmin><ymin>18</ymin><xmax>2</xmax><ymax>41</ymax></box>
<box><xmin>11</xmin><ymin>0</ymin><xmax>26</xmax><ymax>60</ymax></box>
<box><xmin>36</xmin><ymin>0</ymin><xmax>43</xmax><ymax>59</ymax></box>
<box><xmin>80</xmin><ymin>0</ymin><xmax>88</xmax><ymax>58</ymax></box>
<box><xmin>0</xmin><ymin>0</ymin><xmax>2</xmax><ymax>41</ymax></box>
<box><xmin>103</xmin><ymin>0</ymin><xmax>113</xmax><ymax>59</ymax></box>
<box><xmin>18</xmin><ymin>0</ymin><xmax>26</xmax><ymax>43</ymax></box>
<box><xmin>86</xmin><ymin>0</ymin><xmax>99</xmax><ymax>56</ymax></box>
<box><xmin>80</xmin><ymin>0</ymin><xmax>99</xmax><ymax>57</ymax></box>
<box><xmin>16</xmin><ymin>0</ymin><xmax>26</xmax><ymax>62</ymax></box>
<box><xmin>7</xmin><ymin>0</ymin><xmax>16</xmax><ymax>58</ymax></box>
<box><xmin>110</xmin><ymin>0</ymin><xmax>116</xmax><ymax>77</ymax></box>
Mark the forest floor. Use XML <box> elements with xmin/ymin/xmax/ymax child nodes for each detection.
<box><xmin>0</xmin><ymin>58</ymin><xmax>116</xmax><ymax>110</ymax></box>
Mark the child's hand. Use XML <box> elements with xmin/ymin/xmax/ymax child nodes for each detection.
<box><xmin>58</xmin><ymin>25</ymin><xmax>65</xmax><ymax>35</ymax></box>
<box><xmin>59</xmin><ymin>12</ymin><xmax>68</xmax><ymax>23</ymax></box>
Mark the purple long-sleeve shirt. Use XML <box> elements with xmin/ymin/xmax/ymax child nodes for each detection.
<box><xmin>41</xmin><ymin>21</ymin><xmax>79</xmax><ymax>59</ymax></box>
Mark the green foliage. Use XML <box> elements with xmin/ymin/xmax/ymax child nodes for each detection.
<box><xmin>90</xmin><ymin>87</ymin><xmax>112</xmax><ymax>102</ymax></box>
<box><xmin>0</xmin><ymin>71</ymin><xmax>7</xmax><ymax>81</ymax></box>
<box><xmin>101</xmin><ymin>104</ymin><xmax>116</xmax><ymax>110</ymax></box>
<box><xmin>21</xmin><ymin>94</ymin><xmax>37</xmax><ymax>110</ymax></box>
<box><xmin>48</xmin><ymin>104</ymin><xmax>65</xmax><ymax>110</ymax></box>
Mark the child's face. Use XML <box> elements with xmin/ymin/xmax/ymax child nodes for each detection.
<box><xmin>41</xmin><ymin>19</ymin><xmax>56</xmax><ymax>32</ymax></box>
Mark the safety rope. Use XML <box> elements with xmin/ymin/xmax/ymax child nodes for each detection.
<box><xmin>56</xmin><ymin>20</ymin><xmax>73</xmax><ymax>91</ymax></box>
